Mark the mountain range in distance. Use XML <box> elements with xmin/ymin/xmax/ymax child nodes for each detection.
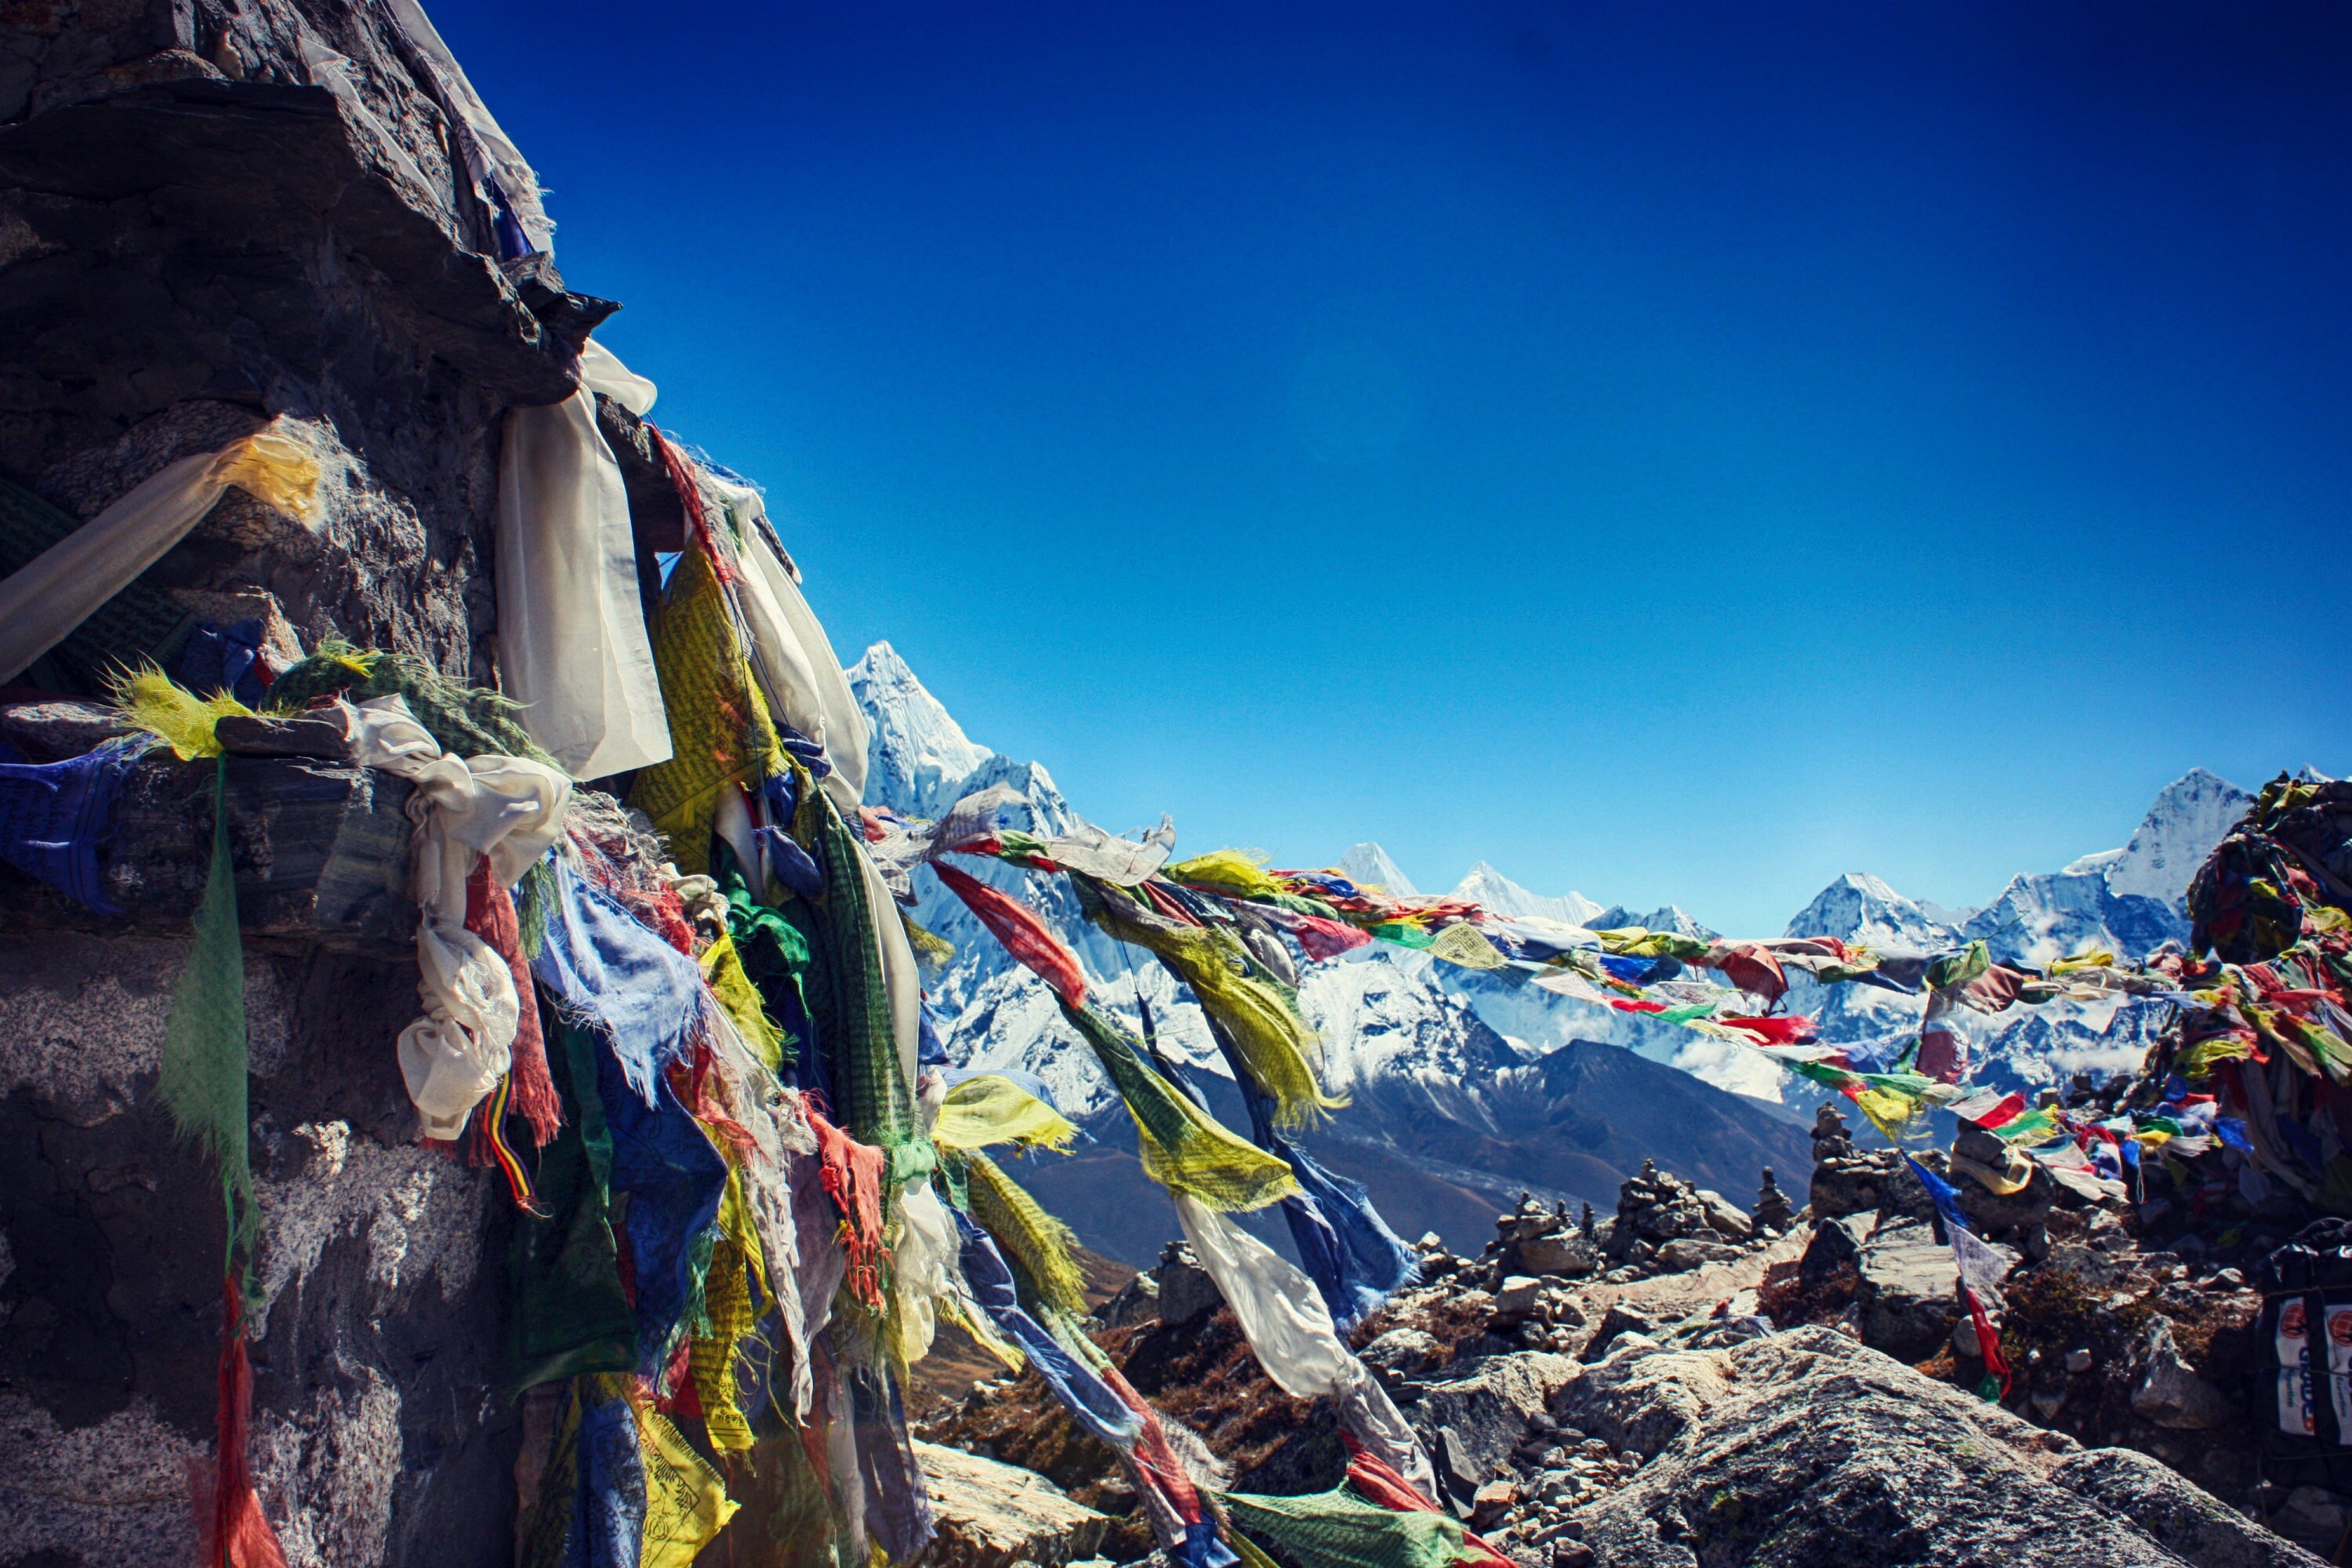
<box><xmin>847</xmin><ymin>639</ymin><xmax>2287</xmax><ymax>1265</ymax></box>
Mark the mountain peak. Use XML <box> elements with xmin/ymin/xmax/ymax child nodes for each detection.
<box><xmin>848</xmin><ymin>641</ymin><xmax>993</xmax><ymax>818</ymax></box>
<box><xmin>1454</xmin><ymin>862</ymin><xmax>1607</xmax><ymax>927</ymax></box>
<box><xmin>1785</xmin><ymin>872</ymin><xmax>1956</xmax><ymax>949</ymax></box>
<box><xmin>2105</xmin><ymin>768</ymin><xmax>2252</xmax><ymax>909</ymax></box>
<box><xmin>1587</xmin><ymin>902</ymin><xmax>1717</xmax><ymax>941</ymax></box>
<box><xmin>1338</xmin><ymin>843</ymin><xmax>1417</xmax><ymax>897</ymax></box>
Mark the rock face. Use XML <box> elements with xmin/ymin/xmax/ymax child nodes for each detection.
<box><xmin>2051</xmin><ymin>1448</ymin><xmax>2326</xmax><ymax>1568</ymax></box>
<box><xmin>0</xmin><ymin>5</ymin><xmax>591</xmax><ymax>1565</ymax></box>
<box><xmin>915</xmin><ymin>1442</ymin><xmax>1111</xmax><ymax>1568</ymax></box>
<box><xmin>2131</xmin><ymin>1318</ymin><xmax>2235</xmax><ymax>1432</ymax></box>
<box><xmin>1853</xmin><ymin>1219</ymin><xmax>1967</xmax><ymax>1362</ymax></box>
<box><xmin>0</xmin><ymin>0</ymin><xmax>638</xmax><ymax>696</ymax></box>
<box><xmin>0</xmin><ymin>930</ymin><xmax>510</xmax><ymax>1567</ymax></box>
<box><xmin>1414</xmin><ymin>1351</ymin><xmax>1583</xmax><ymax>1492</ymax></box>
<box><xmin>1561</xmin><ymin>1327</ymin><xmax>2312</xmax><ymax>1567</ymax></box>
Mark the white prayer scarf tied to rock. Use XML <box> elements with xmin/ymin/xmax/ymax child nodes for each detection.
<box><xmin>495</xmin><ymin>340</ymin><xmax>672</xmax><ymax>780</ymax></box>
<box><xmin>0</xmin><ymin>423</ymin><xmax>323</xmax><ymax>685</ymax></box>
<box><xmin>347</xmin><ymin>695</ymin><xmax>572</xmax><ymax>1138</ymax></box>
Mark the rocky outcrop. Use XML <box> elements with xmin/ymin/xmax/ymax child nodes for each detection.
<box><xmin>1561</xmin><ymin>1327</ymin><xmax>2315</xmax><ymax>1567</ymax></box>
<box><xmin>2052</xmin><ymin>1448</ymin><xmax>2325</xmax><ymax>1568</ymax></box>
<box><xmin>0</xmin><ymin>930</ymin><xmax>509</xmax><ymax>1566</ymax></box>
<box><xmin>1416</xmin><ymin>1352</ymin><xmax>1583</xmax><ymax>1491</ymax></box>
<box><xmin>1</xmin><ymin>1</ymin><xmax>588</xmax><ymax>695</ymax></box>
<box><xmin>916</xmin><ymin>1442</ymin><xmax>1112</xmax><ymax>1568</ymax></box>
<box><xmin>0</xmin><ymin>5</ymin><xmax>594</xmax><ymax>1565</ymax></box>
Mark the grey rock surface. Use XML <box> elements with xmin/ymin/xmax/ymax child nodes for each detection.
<box><xmin>1654</xmin><ymin>1236</ymin><xmax>1744</xmax><ymax>1272</ymax></box>
<box><xmin>1515</xmin><ymin>1230</ymin><xmax>1597</xmax><ymax>1278</ymax></box>
<box><xmin>915</xmin><ymin>1441</ymin><xmax>1111</xmax><ymax>1568</ymax></box>
<box><xmin>1853</xmin><ymin>1218</ymin><xmax>2012</xmax><ymax>1363</ymax></box>
<box><xmin>0</xmin><ymin>7</ymin><xmax>580</xmax><ymax>1562</ymax></box>
<box><xmin>2052</xmin><ymin>1446</ymin><xmax>2325</xmax><ymax>1568</ymax></box>
<box><xmin>1559</xmin><ymin>1326</ymin><xmax>2265</xmax><ymax>1567</ymax></box>
<box><xmin>0</xmin><ymin>931</ymin><xmax>512</xmax><ymax>1567</ymax></box>
<box><xmin>1414</xmin><ymin>1351</ymin><xmax>1582</xmax><ymax>1488</ymax></box>
<box><xmin>1154</xmin><ymin>1243</ymin><xmax>1222</xmax><ymax>1327</ymax></box>
<box><xmin>2132</xmin><ymin>1317</ymin><xmax>2235</xmax><ymax>1431</ymax></box>
<box><xmin>1579</xmin><ymin>1301</ymin><xmax>1662</xmax><ymax>1363</ymax></box>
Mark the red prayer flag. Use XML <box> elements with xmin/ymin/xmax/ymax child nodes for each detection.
<box><xmin>933</xmin><ymin>860</ymin><xmax>1087</xmax><ymax>1008</ymax></box>
<box><xmin>1341</xmin><ymin>1439</ymin><xmax>1514</xmax><ymax>1568</ymax></box>
<box><xmin>1719</xmin><ymin>1014</ymin><xmax>1817</xmax><ymax>1045</ymax></box>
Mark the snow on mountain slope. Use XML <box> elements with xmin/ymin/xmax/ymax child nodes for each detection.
<box><xmin>849</xmin><ymin>645</ymin><xmax>1804</xmax><ymax>1249</ymax></box>
<box><xmin>1784</xmin><ymin>771</ymin><xmax>2252</xmax><ymax>1094</ymax></box>
<box><xmin>1785</xmin><ymin>873</ymin><xmax>1959</xmax><ymax>951</ymax></box>
<box><xmin>849</xmin><ymin>642</ymin><xmax>1223</xmax><ymax>1117</ymax></box>
<box><xmin>1338</xmin><ymin>843</ymin><xmax>1417</xmax><ymax>897</ymax></box>
<box><xmin>852</xmin><ymin>637</ymin><xmax>2256</xmax><ymax>1122</ymax></box>
<box><xmin>2106</xmin><ymin>768</ymin><xmax>2255</xmax><ymax>909</ymax></box>
<box><xmin>1584</xmin><ymin>903</ymin><xmax>1716</xmax><ymax>940</ymax></box>
<box><xmin>1451</xmin><ymin>862</ymin><xmax>1606</xmax><ymax>927</ymax></box>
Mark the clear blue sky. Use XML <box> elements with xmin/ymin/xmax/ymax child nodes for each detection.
<box><xmin>441</xmin><ymin>2</ymin><xmax>2349</xmax><ymax>935</ymax></box>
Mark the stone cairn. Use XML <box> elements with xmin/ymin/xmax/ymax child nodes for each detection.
<box><xmin>1807</xmin><ymin>1102</ymin><xmax>1905</xmax><ymax>1220</ymax></box>
<box><xmin>1604</xmin><ymin>1159</ymin><xmax>1755</xmax><ymax>1275</ymax></box>
<box><xmin>1753</xmin><ymin>1167</ymin><xmax>1796</xmax><ymax>1235</ymax></box>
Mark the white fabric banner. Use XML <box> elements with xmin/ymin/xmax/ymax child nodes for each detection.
<box><xmin>0</xmin><ymin>426</ymin><xmax>321</xmax><ymax>684</ymax></box>
<box><xmin>706</xmin><ymin>475</ymin><xmax>869</xmax><ymax>808</ymax></box>
<box><xmin>495</xmin><ymin>343</ymin><xmax>670</xmax><ymax>779</ymax></box>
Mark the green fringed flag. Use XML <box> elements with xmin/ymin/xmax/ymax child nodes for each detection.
<box><xmin>797</xmin><ymin>791</ymin><xmax>915</xmax><ymax>1149</ymax></box>
<box><xmin>161</xmin><ymin>758</ymin><xmax>257</xmax><ymax>1247</ymax></box>
<box><xmin>267</xmin><ymin>639</ymin><xmax>554</xmax><ymax>764</ymax></box>
<box><xmin>157</xmin><ymin>756</ymin><xmax>289</xmax><ymax>1568</ymax></box>
<box><xmin>1222</xmin><ymin>1485</ymin><xmax>1479</xmax><ymax>1568</ymax></box>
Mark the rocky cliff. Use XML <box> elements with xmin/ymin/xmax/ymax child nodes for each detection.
<box><xmin>0</xmin><ymin>4</ymin><xmax>590</xmax><ymax>1560</ymax></box>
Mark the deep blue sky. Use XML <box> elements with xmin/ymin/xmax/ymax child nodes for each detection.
<box><xmin>444</xmin><ymin>2</ymin><xmax>2348</xmax><ymax>934</ymax></box>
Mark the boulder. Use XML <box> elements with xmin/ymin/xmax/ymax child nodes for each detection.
<box><xmin>1654</xmin><ymin>1237</ymin><xmax>1744</xmax><ymax>1272</ymax></box>
<box><xmin>1561</xmin><ymin>1326</ymin><xmax>2263</xmax><ymax>1567</ymax></box>
<box><xmin>2129</xmin><ymin>1318</ymin><xmax>2234</xmax><ymax>1432</ymax></box>
<box><xmin>1470</xmin><ymin>1480</ymin><xmax>1518</xmax><ymax>1530</ymax></box>
<box><xmin>1799</xmin><ymin>1211</ymin><xmax>1875</xmax><ymax>1281</ymax></box>
<box><xmin>1580</xmin><ymin>1303</ymin><xmax>1662</xmax><ymax>1363</ymax></box>
<box><xmin>915</xmin><ymin>1441</ymin><xmax>1111</xmax><ymax>1568</ymax></box>
<box><xmin>1362</xmin><ymin>1327</ymin><xmax>1449</xmax><ymax>1377</ymax></box>
<box><xmin>1493</xmin><ymin>1276</ymin><xmax>1547</xmax><ymax>1321</ymax></box>
<box><xmin>2270</xmin><ymin>1489</ymin><xmax>2352</xmax><ymax>1560</ymax></box>
<box><xmin>1154</xmin><ymin>1245</ymin><xmax>1221</xmax><ymax>1327</ymax></box>
<box><xmin>1515</xmin><ymin>1231</ymin><xmax>1598</xmax><ymax>1278</ymax></box>
<box><xmin>1694</xmin><ymin>1189</ymin><xmax>1755</xmax><ymax>1240</ymax></box>
<box><xmin>1492</xmin><ymin>1277</ymin><xmax>1582</xmax><ymax>1328</ymax></box>
<box><xmin>1095</xmin><ymin>1272</ymin><xmax>1160</xmax><ymax>1328</ymax></box>
<box><xmin>2052</xmin><ymin>1446</ymin><xmax>2325</xmax><ymax>1567</ymax></box>
<box><xmin>1852</xmin><ymin>1219</ymin><xmax>2012</xmax><ymax>1363</ymax></box>
<box><xmin>1414</xmin><ymin>1352</ymin><xmax>1583</xmax><ymax>1487</ymax></box>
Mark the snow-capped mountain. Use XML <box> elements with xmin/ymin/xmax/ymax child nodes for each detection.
<box><xmin>2105</xmin><ymin>769</ymin><xmax>2254</xmax><ymax>909</ymax></box>
<box><xmin>849</xmin><ymin>641</ymin><xmax>2271</xmax><ymax>1256</ymax></box>
<box><xmin>1337</xmin><ymin>843</ymin><xmax>1418</xmax><ymax>898</ymax></box>
<box><xmin>1450</xmin><ymin>862</ymin><xmax>1606</xmax><ymax>928</ymax></box>
<box><xmin>848</xmin><ymin>643</ymin><xmax>1811</xmax><ymax>1261</ymax></box>
<box><xmin>1784</xmin><ymin>768</ymin><xmax>2258</xmax><ymax>1094</ymax></box>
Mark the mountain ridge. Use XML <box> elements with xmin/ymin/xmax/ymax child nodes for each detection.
<box><xmin>849</xmin><ymin>641</ymin><xmax>2270</xmax><ymax>1259</ymax></box>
